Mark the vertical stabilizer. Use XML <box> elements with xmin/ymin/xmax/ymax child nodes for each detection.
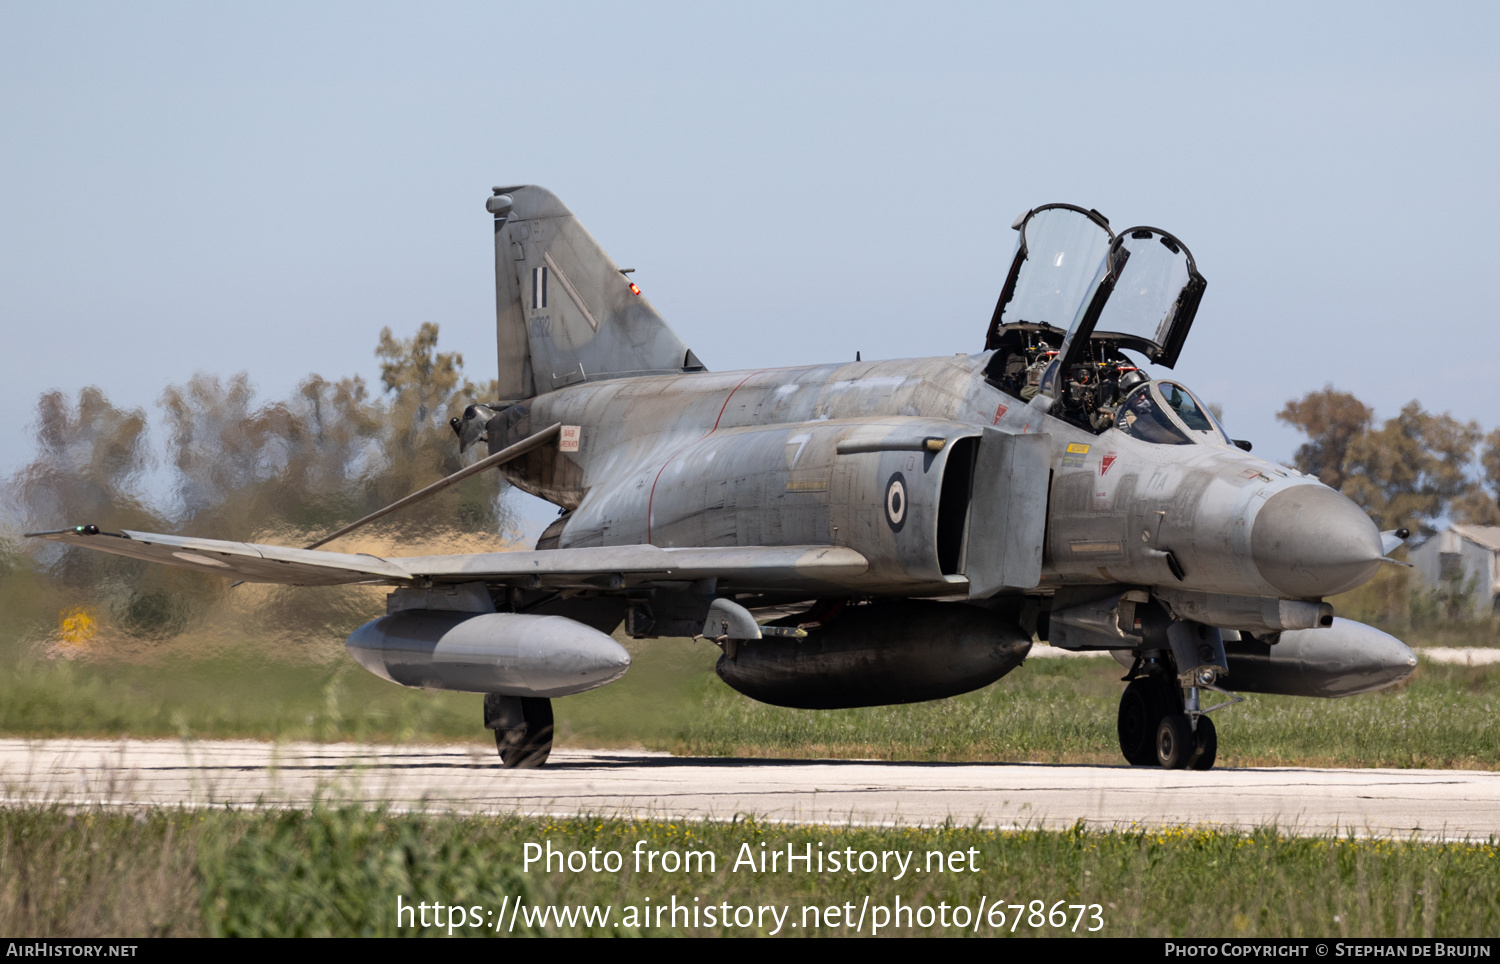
<box><xmin>488</xmin><ymin>186</ymin><xmax>705</xmax><ymax>399</ymax></box>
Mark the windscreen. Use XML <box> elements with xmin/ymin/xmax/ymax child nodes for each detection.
<box><xmin>1157</xmin><ymin>381</ymin><xmax>1232</xmax><ymax>445</ymax></box>
<box><xmin>1117</xmin><ymin>385</ymin><xmax>1191</xmax><ymax>445</ymax></box>
<box><xmin>1117</xmin><ymin>382</ymin><xmax>1231</xmax><ymax>447</ymax></box>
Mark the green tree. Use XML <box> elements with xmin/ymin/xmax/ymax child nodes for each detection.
<box><xmin>5</xmin><ymin>388</ymin><xmax>210</xmax><ymax>639</ymax></box>
<box><xmin>1279</xmin><ymin>389</ymin><xmax>1486</xmax><ymax>537</ymax></box>
<box><xmin>1451</xmin><ymin>428</ymin><xmax>1500</xmax><ymax>526</ymax></box>
<box><xmin>10</xmin><ymin>388</ymin><xmax>156</xmax><ymax>528</ymax></box>
<box><xmin>1338</xmin><ymin>402</ymin><xmax>1481</xmax><ymax>535</ymax></box>
<box><xmin>1</xmin><ymin>323</ymin><xmax>511</xmax><ymax>650</ymax></box>
<box><xmin>1276</xmin><ymin>387</ymin><xmax>1372</xmax><ymax>490</ymax></box>
<box><xmin>159</xmin><ymin>373</ymin><xmax>305</xmax><ymax>538</ymax></box>
<box><xmin>369</xmin><ymin>323</ymin><xmax>506</xmax><ymax>534</ymax></box>
<box><xmin>277</xmin><ymin>374</ymin><xmax>384</xmax><ymax>527</ymax></box>
<box><xmin>6</xmin><ymin>388</ymin><xmax>164</xmax><ymax>585</ymax></box>
<box><xmin>148</xmin><ymin>323</ymin><xmax>508</xmax><ymax>541</ymax></box>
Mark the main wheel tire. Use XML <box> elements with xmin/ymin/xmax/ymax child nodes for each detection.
<box><xmin>495</xmin><ymin>697</ymin><xmax>553</xmax><ymax>769</ymax></box>
<box><xmin>1156</xmin><ymin>713</ymin><xmax>1194</xmax><ymax>770</ymax></box>
<box><xmin>1118</xmin><ymin>679</ymin><xmax>1164</xmax><ymax>766</ymax></box>
<box><xmin>1188</xmin><ymin>714</ymin><xmax>1218</xmax><ymax>771</ymax></box>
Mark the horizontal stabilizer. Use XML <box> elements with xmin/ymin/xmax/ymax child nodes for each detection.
<box><xmin>27</xmin><ymin>527</ymin><xmax>868</xmax><ymax>591</ymax></box>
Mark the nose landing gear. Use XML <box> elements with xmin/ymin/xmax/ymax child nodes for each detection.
<box><xmin>1117</xmin><ymin>676</ymin><xmax>1172</xmax><ymax>766</ymax></box>
<box><xmin>1117</xmin><ymin>673</ymin><xmax>1229</xmax><ymax>770</ymax></box>
<box><xmin>1154</xmin><ymin>711</ymin><xmax>1217</xmax><ymax>770</ymax></box>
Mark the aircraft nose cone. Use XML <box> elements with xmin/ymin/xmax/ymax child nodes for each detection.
<box><xmin>1251</xmin><ymin>485</ymin><xmax>1384</xmax><ymax>598</ymax></box>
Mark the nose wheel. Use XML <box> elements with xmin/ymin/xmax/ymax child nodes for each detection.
<box><xmin>1117</xmin><ymin>677</ymin><xmax>1170</xmax><ymax>765</ymax></box>
<box><xmin>1154</xmin><ymin>712</ymin><xmax>1216</xmax><ymax>770</ymax></box>
<box><xmin>1117</xmin><ymin>677</ymin><xmax>1220</xmax><ymax>770</ymax></box>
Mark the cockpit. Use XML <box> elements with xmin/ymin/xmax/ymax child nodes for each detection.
<box><xmin>983</xmin><ymin>204</ymin><xmax>1233</xmax><ymax>447</ymax></box>
<box><xmin>1115</xmin><ymin>380</ymin><xmax>1233</xmax><ymax>447</ymax></box>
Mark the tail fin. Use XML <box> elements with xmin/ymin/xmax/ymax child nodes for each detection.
<box><xmin>488</xmin><ymin>185</ymin><xmax>706</xmax><ymax>399</ymax></box>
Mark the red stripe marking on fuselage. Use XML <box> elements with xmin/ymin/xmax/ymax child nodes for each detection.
<box><xmin>646</xmin><ymin>370</ymin><xmax>767</xmax><ymax>543</ymax></box>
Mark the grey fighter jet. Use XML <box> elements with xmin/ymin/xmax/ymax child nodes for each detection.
<box><xmin>30</xmin><ymin>188</ymin><xmax>1417</xmax><ymax>771</ymax></box>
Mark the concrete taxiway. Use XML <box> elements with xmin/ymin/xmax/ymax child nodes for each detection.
<box><xmin>2</xmin><ymin>739</ymin><xmax>1497</xmax><ymax>839</ymax></box>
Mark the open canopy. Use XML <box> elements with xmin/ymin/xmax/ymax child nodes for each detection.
<box><xmin>987</xmin><ymin>203</ymin><xmax>1115</xmax><ymax>341</ymax></box>
<box><xmin>988</xmin><ymin>205</ymin><xmax>1206</xmax><ymax>374</ymax></box>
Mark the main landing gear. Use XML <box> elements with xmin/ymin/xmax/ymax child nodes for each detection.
<box><xmin>484</xmin><ymin>694</ymin><xmax>554</xmax><ymax>768</ymax></box>
<box><xmin>1116</xmin><ymin>675</ymin><xmax>1219</xmax><ymax>770</ymax></box>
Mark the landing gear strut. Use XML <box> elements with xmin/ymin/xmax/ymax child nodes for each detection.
<box><xmin>484</xmin><ymin>694</ymin><xmax>554</xmax><ymax>768</ymax></box>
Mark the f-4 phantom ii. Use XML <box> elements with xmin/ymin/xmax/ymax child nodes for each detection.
<box><xmin>32</xmin><ymin>188</ymin><xmax>1419</xmax><ymax>771</ymax></box>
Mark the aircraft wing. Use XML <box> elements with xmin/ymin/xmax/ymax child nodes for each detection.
<box><xmin>26</xmin><ymin>527</ymin><xmax>869</xmax><ymax>591</ymax></box>
<box><xmin>27</xmin><ymin>527</ymin><xmax>414</xmax><ymax>587</ymax></box>
<box><xmin>395</xmin><ymin>545</ymin><xmax>868</xmax><ymax>590</ymax></box>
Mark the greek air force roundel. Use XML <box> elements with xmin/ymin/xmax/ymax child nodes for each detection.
<box><xmin>885</xmin><ymin>472</ymin><xmax>907</xmax><ymax>532</ymax></box>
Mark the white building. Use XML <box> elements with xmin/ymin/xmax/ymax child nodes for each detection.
<box><xmin>1408</xmin><ymin>525</ymin><xmax>1500</xmax><ymax>620</ymax></box>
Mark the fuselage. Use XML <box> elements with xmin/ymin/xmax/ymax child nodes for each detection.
<box><xmin>489</xmin><ymin>351</ymin><xmax>1384</xmax><ymax>604</ymax></box>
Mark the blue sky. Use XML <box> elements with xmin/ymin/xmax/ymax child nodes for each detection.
<box><xmin>4</xmin><ymin>2</ymin><xmax>1498</xmax><ymax>533</ymax></box>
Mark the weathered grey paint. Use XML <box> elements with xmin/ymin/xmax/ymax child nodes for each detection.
<box><xmin>490</xmin><ymin>185</ymin><xmax>698</xmax><ymax>398</ymax></box>
<box><xmin>702</xmin><ymin>597</ymin><xmax>762</xmax><ymax>640</ymax></box>
<box><xmin>715</xmin><ymin>600</ymin><xmax>1031</xmax><ymax>709</ymax></box>
<box><xmin>345</xmin><ymin>610</ymin><xmax>631</xmax><ymax>697</ymax></box>
<box><xmin>1219</xmin><ymin>618</ymin><xmax>1418</xmax><ymax>697</ymax></box>
<box><xmin>30</xmin><ymin>527</ymin><xmax>871</xmax><ymax>593</ymax></box>
<box><xmin>488</xmin><ymin>349</ymin><xmax>1382</xmax><ymax>605</ymax></box>
<box><xmin>966</xmin><ymin>428</ymin><xmax>1050</xmax><ymax>597</ymax></box>
<box><xmin>28</xmin><ymin>185</ymin><xmax>1414</xmax><ymax>732</ymax></box>
<box><xmin>37</xmin><ymin>303</ymin><xmax>1389</xmax><ymax>609</ymax></box>
<box><xmin>1154</xmin><ymin>588</ymin><xmax>1332</xmax><ymax>632</ymax></box>
<box><xmin>1165</xmin><ymin>618</ymin><xmax>1227</xmax><ymax>683</ymax></box>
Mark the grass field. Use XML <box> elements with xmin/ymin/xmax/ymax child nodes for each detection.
<box><xmin>4</xmin><ymin>543</ymin><xmax>1496</xmax><ymax>769</ymax></box>
<box><xmin>2</xmin><ymin>807</ymin><xmax>1497</xmax><ymax>937</ymax></box>
<box><xmin>675</xmin><ymin>655</ymin><xmax>1500</xmax><ymax>770</ymax></box>
<box><xmin>3</xmin><ymin>587</ymin><xmax>1497</xmax><ymax>940</ymax></box>
<box><xmin>0</xmin><ymin>637</ymin><xmax>1495</xmax><ymax>771</ymax></box>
